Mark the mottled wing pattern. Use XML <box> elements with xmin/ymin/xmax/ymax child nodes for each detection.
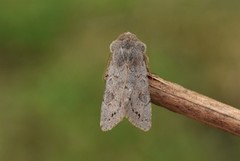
<box><xmin>126</xmin><ymin>61</ymin><xmax>151</xmax><ymax>131</ymax></box>
<box><xmin>100</xmin><ymin>60</ymin><xmax>127</xmax><ymax>131</ymax></box>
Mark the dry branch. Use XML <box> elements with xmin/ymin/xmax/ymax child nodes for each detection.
<box><xmin>148</xmin><ymin>73</ymin><xmax>240</xmax><ymax>136</ymax></box>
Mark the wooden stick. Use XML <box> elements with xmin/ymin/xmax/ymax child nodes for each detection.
<box><xmin>148</xmin><ymin>73</ymin><xmax>240</xmax><ymax>136</ymax></box>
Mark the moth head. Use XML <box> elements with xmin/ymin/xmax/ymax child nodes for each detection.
<box><xmin>110</xmin><ymin>32</ymin><xmax>146</xmax><ymax>54</ymax></box>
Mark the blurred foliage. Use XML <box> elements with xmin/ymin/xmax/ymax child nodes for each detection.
<box><xmin>0</xmin><ymin>0</ymin><xmax>240</xmax><ymax>161</ymax></box>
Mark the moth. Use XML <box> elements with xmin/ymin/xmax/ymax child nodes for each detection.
<box><xmin>100</xmin><ymin>32</ymin><xmax>151</xmax><ymax>131</ymax></box>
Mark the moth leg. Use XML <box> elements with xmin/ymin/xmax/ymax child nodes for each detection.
<box><xmin>103</xmin><ymin>54</ymin><xmax>112</xmax><ymax>80</ymax></box>
<box><xmin>143</xmin><ymin>54</ymin><xmax>150</xmax><ymax>72</ymax></box>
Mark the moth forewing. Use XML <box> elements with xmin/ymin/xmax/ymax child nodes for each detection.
<box><xmin>125</xmin><ymin>55</ymin><xmax>151</xmax><ymax>131</ymax></box>
<box><xmin>100</xmin><ymin>46</ymin><xmax>125</xmax><ymax>131</ymax></box>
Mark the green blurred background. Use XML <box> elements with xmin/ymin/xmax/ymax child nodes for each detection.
<box><xmin>0</xmin><ymin>0</ymin><xmax>240</xmax><ymax>161</ymax></box>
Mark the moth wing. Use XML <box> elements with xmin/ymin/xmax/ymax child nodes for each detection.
<box><xmin>100</xmin><ymin>64</ymin><xmax>126</xmax><ymax>131</ymax></box>
<box><xmin>126</xmin><ymin>71</ymin><xmax>151</xmax><ymax>131</ymax></box>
